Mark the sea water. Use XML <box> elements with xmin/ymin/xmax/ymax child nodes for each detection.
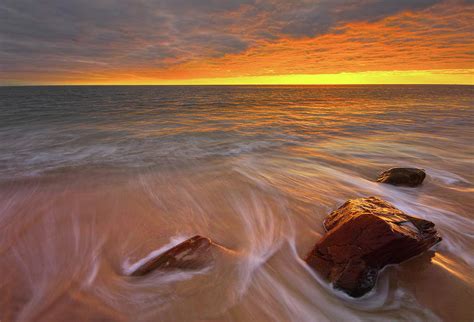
<box><xmin>0</xmin><ymin>85</ymin><xmax>473</xmax><ymax>321</ymax></box>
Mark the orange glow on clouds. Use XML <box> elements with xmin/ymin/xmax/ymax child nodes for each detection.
<box><xmin>2</xmin><ymin>1</ymin><xmax>473</xmax><ymax>85</ymax></box>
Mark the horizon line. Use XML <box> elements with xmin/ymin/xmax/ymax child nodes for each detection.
<box><xmin>2</xmin><ymin>70</ymin><xmax>473</xmax><ymax>87</ymax></box>
<box><xmin>1</xmin><ymin>83</ymin><xmax>473</xmax><ymax>87</ymax></box>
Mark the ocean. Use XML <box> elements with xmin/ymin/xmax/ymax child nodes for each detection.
<box><xmin>0</xmin><ymin>85</ymin><xmax>473</xmax><ymax>321</ymax></box>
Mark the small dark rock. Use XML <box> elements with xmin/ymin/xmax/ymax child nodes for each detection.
<box><xmin>130</xmin><ymin>235</ymin><xmax>215</xmax><ymax>276</ymax></box>
<box><xmin>305</xmin><ymin>196</ymin><xmax>441</xmax><ymax>297</ymax></box>
<box><xmin>376</xmin><ymin>167</ymin><xmax>426</xmax><ymax>187</ymax></box>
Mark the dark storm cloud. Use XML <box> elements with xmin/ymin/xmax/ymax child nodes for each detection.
<box><xmin>0</xmin><ymin>0</ymin><xmax>451</xmax><ymax>79</ymax></box>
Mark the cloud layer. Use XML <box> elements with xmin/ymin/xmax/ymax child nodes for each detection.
<box><xmin>0</xmin><ymin>0</ymin><xmax>472</xmax><ymax>83</ymax></box>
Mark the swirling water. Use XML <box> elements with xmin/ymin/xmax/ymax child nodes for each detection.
<box><xmin>0</xmin><ymin>85</ymin><xmax>473</xmax><ymax>322</ymax></box>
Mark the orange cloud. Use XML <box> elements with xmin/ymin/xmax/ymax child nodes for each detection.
<box><xmin>2</xmin><ymin>1</ymin><xmax>472</xmax><ymax>84</ymax></box>
<box><xmin>150</xmin><ymin>2</ymin><xmax>473</xmax><ymax>80</ymax></box>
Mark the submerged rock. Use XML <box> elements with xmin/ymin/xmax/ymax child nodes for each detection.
<box><xmin>130</xmin><ymin>235</ymin><xmax>215</xmax><ymax>276</ymax></box>
<box><xmin>305</xmin><ymin>196</ymin><xmax>441</xmax><ymax>297</ymax></box>
<box><xmin>376</xmin><ymin>167</ymin><xmax>426</xmax><ymax>187</ymax></box>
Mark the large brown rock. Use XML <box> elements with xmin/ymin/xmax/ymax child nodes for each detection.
<box><xmin>130</xmin><ymin>235</ymin><xmax>215</xmax><ymax>276</ymax></box>
<box><xmin>376</xmin><ymin>167</ymin><xmax>426</xmax><ymax>187</ymax></box>
<box><xmin>305</xmin><ymin>197</ymin><xmax>441</xmax><ymax>297</ymax></box>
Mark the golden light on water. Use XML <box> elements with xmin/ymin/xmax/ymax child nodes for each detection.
<box><xmin>432</xmin><ymin>253</ymin><xmax>474</xmax><ymax>287</ymax></box>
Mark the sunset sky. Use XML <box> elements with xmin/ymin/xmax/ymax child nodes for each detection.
<box><xmin>1</xmin><ymin>0</ymin><xmax>473</xmax><ymax>85</ymax></box>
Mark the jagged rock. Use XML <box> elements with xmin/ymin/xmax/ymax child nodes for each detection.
<box><xmin>130</xmin><ymin>235</ymin><xmax>215</xmax><ymax>276</ymax></box>
<box><xmin>305</xmin><ymin>197</ymin><xmax>441</xmax><ymax>297</ymax></box>
<box><xmin>376</xmin><ymin>167</ymin><xmax>426</xmax><ymax>187</ymax></box>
